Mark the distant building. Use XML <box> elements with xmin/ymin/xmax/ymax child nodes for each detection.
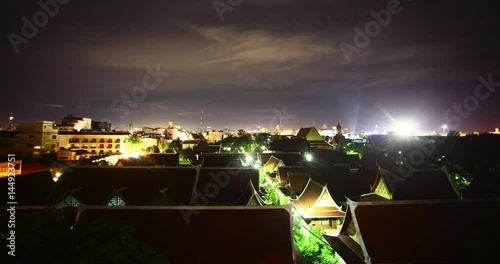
<box><xmin>207</xmin><ymin>129</ymin><xmax>223</xmax><ymax>143</ymax></box>
<box><xmin>92</xmin><ymin>121</ymin><xmax>112</xmax><ymax>132</ymax></box>
<box><xmin>0</xmin><ymin>159</ymin><xmax>22</xmax><ymax>178</ymax></box>
<box><xmin>16</xmin><ymin>121</ymin><xmax>59</xmax><ymax>157</ymax></box>
<box><xmin>58</xmin><ymin>131</ymin><xmax>129</xmax><ymax>156</ymax></box>
<box><xmin>295</xmin><ymin>126</ymin><xmax>332</xmax><ymax>149</ymax></box>
<box><xmin>166</xmin><ymin>126</ymin><xmax>181</xmax><ymax>140</ymax></box>
<box><xmin>333</xmin><ymin>121</ymin><xmax>346</xmax><ymax>150</ymax></box>
<box><xmin>60</xmin><ymin>114</ymin><xmax>92</xmax><ymax>131</ymax></box>
<box><xmin>142</xmin><ymin>127</ymin><xmax>166</xmax><ymax>135</ymax></box>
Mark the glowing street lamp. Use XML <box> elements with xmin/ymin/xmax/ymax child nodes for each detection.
<box><xmin>305</xmin><ymin>153</ymin><xmax>313</xmax><ymax>162</ymax></box>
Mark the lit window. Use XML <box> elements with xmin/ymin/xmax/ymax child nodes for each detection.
<box><xmin>59</xmin><ymin>195</ymin><xmax>79</xmax><ymax>207</ymax></box>
<box><xmin>108</xmin><ymin>195</ymin><xmax>125</xmax><ymax>206</ymax></box>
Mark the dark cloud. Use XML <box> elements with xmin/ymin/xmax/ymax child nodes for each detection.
<box><xmin>1</xmin><ymin>0</ymin><xmax>499</xmax><ymax>132</ymax></box>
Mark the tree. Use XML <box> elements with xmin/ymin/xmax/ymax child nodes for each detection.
<box><xmin>125</xmin><ymin>134</ymin><xmax>143</xmax><ymax>154</ymax></box>
<box><xmin>232</xmin><ymin>134</ymin><xmax>256</xmax><ymax>153</ymax></box>
<box><xmin>446</xmin><ymin>162</ymin><xmax>473</xmax><ymax>193</ymax></box>
<box><xmin>292</xmin><ymin>218</ymin><xmax>339</xmax><ymax>264</ymax></box>
<box><xmin>146</xmin><ymin>145</ymin><xmax>160</xmax><ymax>153</ymax></box>
<box><xmin>167</xmin><ymin>139</ymin><xmax>182</xmax><ymax>151</ymax></box>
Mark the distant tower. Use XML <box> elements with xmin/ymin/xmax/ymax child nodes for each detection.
<box><xmin>8</xmin><ymin>113</ymin><xmax>14</xmax><ymax>131</ymax></box>
<box><xmin>334</xmin><ymin>121</ymin><xmax>346</xmax><ymax>150</ymax></box>
<box><xmin>200</xmin><ymin>109</ymin><xmax>204</xmax><ymax>132</ymax></box>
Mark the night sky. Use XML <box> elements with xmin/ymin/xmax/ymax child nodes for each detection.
<box><xmin>1</xmin><ymin>0</ymin><xmax>499</xmax><ymax>132</ymax></box>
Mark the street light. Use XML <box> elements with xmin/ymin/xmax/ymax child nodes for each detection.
<box><xmin>441</xmin><ymin>124</ymin><xmax>447</xmax><ymax>135</ymax></box>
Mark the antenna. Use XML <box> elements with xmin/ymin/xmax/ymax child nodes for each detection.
<box><xmin>200</xmin><ymin>109</ymin><xmax>204</xmax><ymax>133</ymax></box>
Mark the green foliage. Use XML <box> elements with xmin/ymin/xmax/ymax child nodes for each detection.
<box><xmin>281</xmin><ymin>195</ymin><xmax>289</xmax><ymax>205</ymax></box>
<box><xmin>447</xmin><ymin>162</ymin><xmax>473</xmax><ymax>192</ymax></box>
<box><xmin>264</xmin><ymin>184</ymin><xmax>281</xmax><ymax>205</ymax></box>
<box><xmin>254</xmin><ymin>133</ymin><xmax>271</xmax><ymax>151</ymax></box>
<box><xmin>344</xmin><ymin>139</ymin><xmax>378</xmax><ymax>160</ymax></box>
<box><xmin>293</xmin><ymin>218</ymin><xmax>339</xmax><ymax>264</ymax></box>
<box><xmin>146</xmin><ymin>145</ymin><xmax>160</xmax><ymax>153</ymax></box>
<box><xmin>125</xmin><ymin>134</ymin><xmax>143</xmax><ymax>153</ymax></box>
<box><xmin>232</xmin><ymin>134</ymin><xmax>257</xmax><ymax>153</ymax></box>
<box><xmin>9</xmin><ymin>209</ymin><xmax>169</xmax><ymax>264</ymax></box>
<box><xmin>167</xmin><ymin>140</ymin><xmax>181</xmax><ymax>151</ymax></box>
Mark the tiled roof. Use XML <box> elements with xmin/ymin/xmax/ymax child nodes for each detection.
<box><xmin>373</xmin><ymin>167</ymin><xmax>460</xmax><ymax>200</ymax></box>
<box><xmin>287</xmin><ymin>172</ymin><xmax>310</xmax><ymax>196</ymax></box>
<box><xmin>335</xmin><ymin>198</ymin><xmax>500</xmax><ymax>263</ymax></box>
<box><xmin>269</xmin><ymin>139</ymin><xmax>310</xmax><ymax>152</ymax></box>
<box><xmin>292</xmin><ymin>179</ymin><xmax>344</xmax><ymax>219</ymax></box>
<box><xmin>261</xmin><ymin>152</ymin><xmax>306</xmax><ymax>166</ymax></box>
<box><xmin>75</xmin><ymin>206</ymin><xmax>295</xmax><ymax>264</ymax></box>
<box><xmin>47</xmin><ymin>167</ymin><xmax>198</xmax><ymax>206</ymax></box>
<box><xmin>279</xmin><ymin>166</ymin><xmax>373</xmax><ymax>204</ymax></box>
<box><xmin>263</xmin><ymin>155</ymin><xmax>281</xmax><ymax>173</ymax></box>
<box><xmin>200</xmin><ymin>154</ymin><xmax>244</xmax><ymax>167</ymax></box>
<box><xmin>0</xmin><ymin>169</ymin><xmax>55</xmax><ymax>206</ymax></box>
<box><xmin>193</xmin><ymin>167</ymin><xmax>259</xmax><ymax>206</ymax></box>
<box><xmin>117</xmin><ymin>154</ymin><xmax>179</xmax><ymax>166</ymax></box>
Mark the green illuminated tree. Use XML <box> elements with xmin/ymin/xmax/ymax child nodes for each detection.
<box><xmin>125</xmin><ymin>134</ymin><xmax>143</xmax><ymax>153</ymax></box>
<box><xmin>292</xmin><ymin>218</ymin><xmax>339</xmax><ymax>264</ymax></box>
<box><xmin>446</xmin><ymin>162</ymin><xmax>473</xmax><ymax>193</ymax></box>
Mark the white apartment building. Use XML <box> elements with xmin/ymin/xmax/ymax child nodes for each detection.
<box><xmin>58</xmin><ymin>131</ymin><xmax>129</xmax><ymax>156</ymax></box>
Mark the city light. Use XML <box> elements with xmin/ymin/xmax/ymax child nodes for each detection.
<box><xmin>305</xmin><ymin>153</ymin><xmax>313</xmax><ymax>162</ymax></box>
<box><xmin>390</xmin><ymin>120</ymin><xmax>418</xmax><ymax>136</ymax></box>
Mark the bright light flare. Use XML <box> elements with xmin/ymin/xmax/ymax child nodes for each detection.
<box><xmin>305</xmin><ymin>153</ymin><xmax>313</xmax><ymax>162</ymax></box>
<box><xmin>390</xmin><ymin>120</ymin><xmax>418</xmax><ymax>136</ymax></box>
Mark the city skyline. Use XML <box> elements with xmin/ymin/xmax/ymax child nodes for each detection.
<box><xmin>2</xmin><ymin>0</ymin><xmax>500</xmax><ymax>132</ymax></box>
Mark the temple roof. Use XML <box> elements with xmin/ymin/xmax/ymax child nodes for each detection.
<box><xmin>295</xmin><ymin>127</ymin><xmax>324</xmax><ymax>141</ymax></box>
<box><xmin>292</xmin><ymin>179</ymin><xmax>344</xmax><ymax>219</ymax></box>
<box><xmin>278</xmin><ymin>166</ymin><xmax>373</xmax><ymax>204</ymax></box>
<box><xmin>47</xmin><ymin>167</ymin><xmax>198</xmax><ymax>206</ymax></box>
<box><xmin>372</xmin><ymin>166</ymin><xmax>460</xmax><ymax>200</ymax></box>
<box><xmin>200</xmin><ymin>153</ymin><xmax>244</xmax><ymax>167</ymax></box>
<box><xmin>332</xmin><ymin>198</ymin><xmax>500</xmax><ymax>263</ymax></box>
<box><xmin>262</xmin><ymin>155</ymin><xmax>282</xmax><ymax>173</ymax></box>
<box><xmin>8</xmin><ymin>206</ymin><xmax>295</xmax><ymax>264</ymax></box>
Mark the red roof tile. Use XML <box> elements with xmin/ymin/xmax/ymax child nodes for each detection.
<box><xmin>76</xmin><ymin>206</ymin><xmax>295</xmax><ymax>264</ymax></box>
